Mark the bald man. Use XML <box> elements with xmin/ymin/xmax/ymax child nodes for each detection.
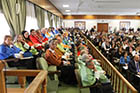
<box><xmin>128</xmin><ymin>55</ymin><xmax>140</xmax><ymax>75</ymax></box>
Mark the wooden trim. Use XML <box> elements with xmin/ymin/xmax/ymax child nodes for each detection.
<box><xmin>24</xmin><ymin>71</ymin><xmax>47</xmax><ymax>93</ymax></box>
<box><xmin>0</xmin><ymin>61</ymin><xmax>6</xmax><ymax>93</ymax></box>
<box><xmin>27</xmin><ymin>0</ymin><xmax>63</xmax><ymax>18</ymax></box>
<box><xmin>4</xmin><ymin>70</ymin><xmax>41</xmax><ymax>76</ymax></box>
<box><xmin>63</xmin><ymin>15</ymin><xmax>140</xmax><ymax>19</ymax></box>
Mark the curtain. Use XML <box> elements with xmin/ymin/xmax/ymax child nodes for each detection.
<box><xmin>25</xmin><ymin>1</ymin><xmax>38</xmax><ymax>31</ymax></box>
<box><xmin>45</xmin><ymin>11</ymin><xmax>49</xmax><ymax>28</ymax></box>
<box><xmin>54</xmin><ymin>15</ymin><xmax>58</xmax><ymax>28</ymax></box>
<box><xmin>1</xmin><ymin>0</ymin><xmax>26</xmax><ymax>37</ymax></box>
<box><xmin>60</xmin><ymin>18</ymin><xmax>63</xmax><ymax>26</ymax></box>
<box><xmin>47</xmin><ymin>11</ymin><xmax>53</xmax><ymax>27</ymax></box>
<box><xmin>34</xmin><ymin>5</ymin><xmax>45</xmax><ymax>29</ymax></box>
<box><xmin>0</xmin><ymin>1</ymin><xmax>2</xmax><ymax>11</ymax></box>
<box><xmin>1</xmin><ymin>0</ymin><xmax>26</xmax><ymax>38</ymax></box>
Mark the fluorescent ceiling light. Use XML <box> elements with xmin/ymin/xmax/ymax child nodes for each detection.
<box><xmin>67</xmin><ymin>13</ymin><xmax>71</xmax><ymax>15</ymax></box>
<box><xmin>63</xmin><ymin>4</ymin><xmax>69</xmax><ymax>8</ymax></box>
<box><xmin>65</xmin><ymin>10</ymin><xmax>71</xmax><ymax>12</ymax></box>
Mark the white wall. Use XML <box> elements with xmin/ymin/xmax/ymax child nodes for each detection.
<box><xmin>63</xmin><ymin>19</ymin><xmax>140</xmax><ymax>32</ymax></box>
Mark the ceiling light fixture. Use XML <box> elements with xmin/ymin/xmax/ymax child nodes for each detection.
<box><xmin>67</xmin><ymin>13</ymin><xmax>71</xmax><ymax>15</ymax></box>
<box><xmin>63</xmin><ymin>4</ymin><xmax>69</xmax><ymax>8</ymax></box>
<box><xmin>65</xmin><ymin>10</ymin><xmax>71</xmax><ymax>12</ymax></box>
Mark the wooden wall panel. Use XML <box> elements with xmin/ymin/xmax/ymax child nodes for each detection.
<box><xmin>27</xmin><ymin>0</ymin><xmax>63</xmax><ymax>18</ymax></box>
<box><xmin>63</xmin><ymin>15</ymin><xmax>140</xmax><ymax>19</ymax></box>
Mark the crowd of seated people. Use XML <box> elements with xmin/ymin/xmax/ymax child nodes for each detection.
<box><xmin>0</xmin><ymin>27</ymin><xmax>78</xmax><ymax>84</ymax></box>
<box><xmin>83</xmin><ymin>29</ymin><xmax>140</xmax><ymax>92</ymax></box>
<box><xmin>74</xmin><ymin>32</ymin><xmax>113</xmax><ymax>93</ymax></box>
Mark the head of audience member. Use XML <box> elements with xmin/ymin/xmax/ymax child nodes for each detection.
<box><xmin>56</xmin><ymin>35</ymin><xmax>62</xmax><ymax>44</ymax></box>
<box><xmin>30</xmin><ymin>29</ymin><xmax>37</xmax><ymax>36</ymax></box>
<box><xmin>41</xmin><ymin>28</ymin><xmax>47</xmax><ymax>34</ymax></box>
<box><xmin>14</xmin><ymin>35</ymin><xmax>24</xmax><ymax>43</ymax></box>
<box><xmin>80</xmin><ymin>49</ymin><xmax>88</xmax><ymax>56</ymax></box>
<box><xmin>51</xmin><ymin>27</ymin><xmax>55</xmax><ymax>31</ymax></box>
<box><xmin>3</xmin><ymin>35</ymin><xmax>13</xmax><ymax>46</ymax></box>
<box><xmin>22</xmin><ymin>31</ymin><xmax>29</xmax><ymax>39</ymax></box>
<box><xmin>49</xmin><ymin>39</ymin><xmax>57</xmax><ymax>50</ymax></box>
<box><xmin>36</xmin><ymin>29</ymin><xmax>42</xmax><ymax>37</ymax></box>
<box><xmin>121</xmin><ymin>51</ymin><xmax>128</xmax><ymax>58</ymax></box>
<box><xmin>134</xmin><ymin>55</ymin><xmax>140</xmax><ymax>62</ymax></box>
<box><xmin>81</xmin><ymin>54</ymin><xmax>91</xmax><ymax>62</ymax></box>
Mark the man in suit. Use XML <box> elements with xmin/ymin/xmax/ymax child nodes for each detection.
<box><xmin>128</xmin><ymin>55</ymin><xmax>140</xmax><ymax>75</ymax></box>
<box><xmin>128</xmin><ymin>55</ymin><xmax>140</xmax><ymax>91</ymax></box>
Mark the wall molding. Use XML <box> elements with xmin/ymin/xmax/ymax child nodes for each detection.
<box><xmin>63</xmin><ymin>15</ymin><xmax>140</xmax><ymax>20</ymax></box>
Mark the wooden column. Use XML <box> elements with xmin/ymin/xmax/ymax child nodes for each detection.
<box><xmin>0</xmin><ymin>61</ymin><xmax>6</xmax><ymax>93</ymax></box>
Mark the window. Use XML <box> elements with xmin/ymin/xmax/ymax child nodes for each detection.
<box><xmin>0</xmin><ymin>11</ymin><xmax>10</xmax><ymax>44</ymax></box>
<box><xmin>25</xmin><ymin>1</ymin><xmax>38</xmax><ymax>32</ymax></box>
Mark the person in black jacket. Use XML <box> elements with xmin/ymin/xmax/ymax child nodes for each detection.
<box><xmin>128</xmin><ymin>55</ymin><xmax>140</xmax><ymax>74</ymax></box>
<box><xmin>128</xmin><ymin>55</ymin><xmax>140</xmax><ymax>91</ymax></box>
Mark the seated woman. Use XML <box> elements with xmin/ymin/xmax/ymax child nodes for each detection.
<box><xmin>0</xmin><ymin>35</ymin><xmax>21</xmax><ymax>60</ymax></box>
<box><xmin>120</xmin><ymin>51</ymin><xmax>131</xmax><ymax>66</ymax></box>
<box><xmin>22</xmin><ymin>31</ymin><xmax>39</xmax><ymax>55</ymax></box>
<box><xmin>14</xmin><ymin>35</ymin><xmax>33</xmax><ymax>57</ymax></box>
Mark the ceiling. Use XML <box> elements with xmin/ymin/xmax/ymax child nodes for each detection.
<box><xmin>49</xmin><ymin>0</ymin><xmax>140</xmax><ymax>15</ymax></box>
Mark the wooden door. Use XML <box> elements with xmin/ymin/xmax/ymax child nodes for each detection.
<box><xmin>97</xmin><ymin>23</ymin><xmax>108</xmax><ymax>33</ymax></box>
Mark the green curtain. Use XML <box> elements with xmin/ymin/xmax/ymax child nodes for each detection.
<box><xmin>54</xmin><ymin>15</ymin><xmax>58</xmax><ymax>28</ymax></box>
<box><xmin>47</xmin><ymin>11</ymin><xmax>53</xmax><ymax>27</ymax></box>
<box><xmin>60</xmin><ymin>18</ymin><xmax>62</xmax><ymax>26</ymax></box>
<box><xmin>0</xmin><ymin>0</ymin><xmax>2</xmax><ymax>11</ymax></box>
<box><xmin>34</xmin><ymin>5</ymin><xmax>45</xmax><ymax>29</ymax></box>
<box><xmin>1</xmin><ymin>0</ymin><xmax>26</xmax><ymax>38</ymax></box>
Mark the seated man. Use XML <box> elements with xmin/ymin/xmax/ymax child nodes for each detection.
<box><xmin>78</xmin><ymin>49</ymin><xmax>112</xmax><ymax>93</ymax></box>
<box><xmin>56</xmin><ymin>35</ymin><xmax>71</xmax><ymax>54</ymax></box>
<box><xmin>0</xmin><ymin>35</ymin><xmax>35</xmax><ymax>69</ymax></box>
<box><xmin>45</xmin><ymin>39</ymin><xmax>77</xmax><ymax>84</ymax></box>
<box><xmin>0</xmin><ymin>35</ymin><xmax>21</xmax><ymax>60</ymax></box>
<box><xmin>128</xmin><ymin>55</ymin><xmax>140</xmax><ymax>91</ymax></box>
<box><xmin>29</xmin><ymin>29</ymin><xmax>44</xmax><ymax>51</ymax></box>
<box><xmin>128</xmin><ymin>55</ymin><xmax>140</xmax><ymax>75</ymax></box>
<box><xmin>45</xmin><ymin>39</ymin><xmax>70</xmax><ymax>66</ymax></box>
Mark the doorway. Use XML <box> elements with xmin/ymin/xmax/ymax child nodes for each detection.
<box><xmin>97</xmin><ymin>23</ymin><xmax>108</xmax><ymax>33</ymax></box>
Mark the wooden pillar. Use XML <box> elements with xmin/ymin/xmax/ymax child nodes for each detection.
<box><xmin>0</xmin><ymin>61</ymin><xmax>6</xmax><ymax>93</ymax></box>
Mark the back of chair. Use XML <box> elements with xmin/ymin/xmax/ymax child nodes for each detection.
<box><xmin>75</xmin><ymin>69</ymin><xmax>83</xmax><ymax>88</ymax></box>
<box><xmin>36</xmin><ymin>57</ymin><xmax>48</xmax><ymax>70</ymax></box>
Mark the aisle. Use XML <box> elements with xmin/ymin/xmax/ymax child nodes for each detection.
<box><xmin>57</xmin><ymin>82</ymin><xmax>90</xmax><ymax>93</ymax></box>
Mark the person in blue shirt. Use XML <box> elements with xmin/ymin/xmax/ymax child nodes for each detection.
<box><xmin>120</xmin><ymin>51</ymin><xmax>131</xmax><ymax>65</ymax></box>
<box><xmin>0</xmin><ymin>35</ymin><xmax>21</xmax><ymax>60</ymax></box>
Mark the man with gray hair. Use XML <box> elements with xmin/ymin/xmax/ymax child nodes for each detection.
<box><xmin>45</xmin><ymin>39</ymin><xmax>70</xmax><ymax>66</ymax></box>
